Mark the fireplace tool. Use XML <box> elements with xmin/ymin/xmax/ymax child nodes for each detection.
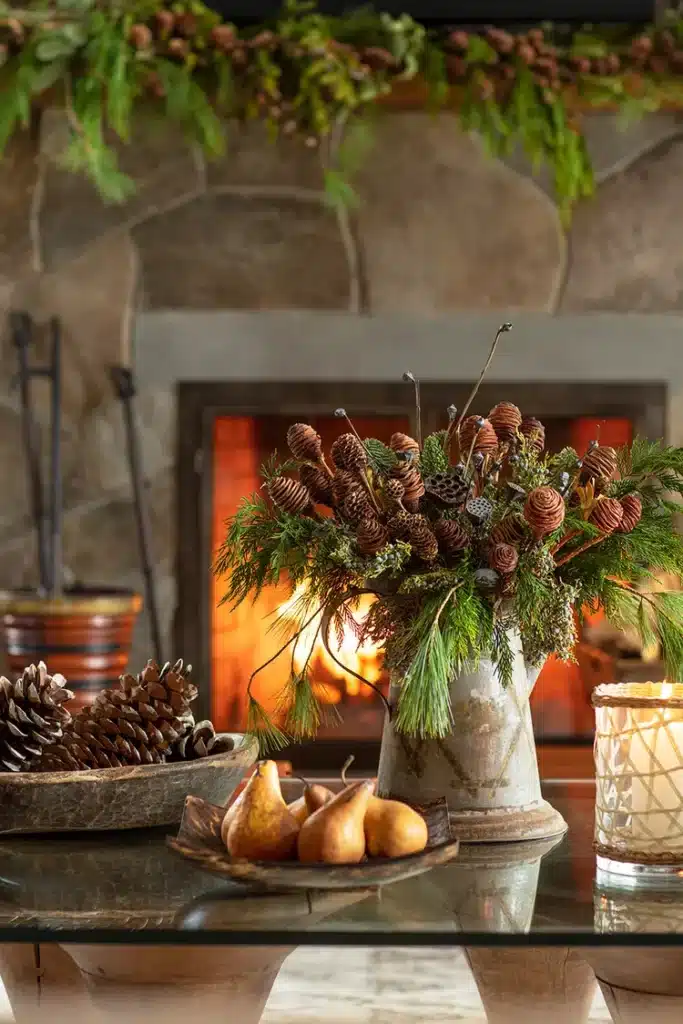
<box><xmin>109</xmin><ymin>365</ymin><xmax>163</xmax><ymax>664</ymax></box>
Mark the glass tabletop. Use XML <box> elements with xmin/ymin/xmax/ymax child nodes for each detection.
<box><xmin>1</xmin><ymin>781</ymin><xmax>681</xmax><ymax>945</ymax></box>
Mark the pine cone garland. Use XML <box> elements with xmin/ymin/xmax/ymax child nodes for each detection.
<box><xmin>331</xmin><ymin>433</ymin><xmax>367</xmax><ymax>472</ymax></box>
<box><xmin>590</xmin><ymin>497</ymin><xmax>624</xmax><ymax>534</ymax></box>
<box><xmin>524</xmin><ymin>486</ymin><xmax>565</xmax><ymax>536</ymax></box>
<box><xmin>459</xmin><ymin>416</ymin><xmax>498</xmax><ymax>455</ymax></box>
<box><xmin>520</xmin><ymin>416</ymin><xmax>545</xmax><ymax>453</ymax></box>
<box><xmin>357</xmin><ymin>518</ymin><xmax>389</xmax><ymax>556</ymax></box>
<box><xmin>389</xmin><ymin>433</ymin><xmax>420</xmax><ymax>459</ymax></box>
<box><xmin>424</xmin><ymin>468</ymin><xmax>471</xmax><ymax>507</ymax></box>
<box><xmin>331</xmin><ymin>470</ymin><xmax>358</xmax><ymax>507</ymax></box>
<box><xmin>342</xmin><ymin>489</ymin><xmax>374</xmax><ymax>524</ymax></box>
<box><xmin>299</xmin><ymin>464</ymin><xmax>334</xmax><ymax>506</ymax></box>
<box><xmin>488</xmin><ymin>402</ymin><xmax>522</xmax><ymax>442</ymax></box>
<box><xmin>433</xmin><ymin>518</ymin><xmax>469</xmax><ymax>555</ymax></box>
<box><xmin>581</xmin><ymin>445</ymin><xmax>618</xmax><ymax>483</ymax></box>
<box><xmin>39</xmin><ymin>660</ymin><xmax>197</xmax><ymax>772</ymax></box>
<box><xmin>488</xmin><ymin>543</ymin><xmax>519</xmax><ymax>575</ymax></box>
<box><xmin>409</xmin><ymin>523</ymin><xmax>439</xmax><ymax>562</ymax></box>
<box><xmin>391</xmin><ymin>463</ymin><xmax>425</xmax><ymax>503</ymax></box>
<box><xmin>0</xmin><ymin>663</ymin><xmax>73</xmax><ymax>772</ymax></box>
<box><xmin>616</xmin><ymin>494</ymin><xmax>643</xmax><ymax>533</ymax></box>
<box><xmin>268</xmin><ymin>476</ymin><xmax>312</xmax><ymax>515</ymax></box>
<box><xmin>169</xmin><ymin>720</ymin><xmax>235</xmax><ymax>761</ymax></box>
<box><xmin>287</xmin><ymin>423</ymin><xmax>323</xmax><ymax>462</ymax></box>
<box><xmin>491</xmin><ymin>514</ymin><xmax>527</xmax><ymax>546</ymax></box>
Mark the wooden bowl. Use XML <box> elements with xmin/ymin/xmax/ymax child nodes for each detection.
<box><xmin>0</xmin><ymin>734</ymin><xmax>258</xmax><ymax>836</ymax></box>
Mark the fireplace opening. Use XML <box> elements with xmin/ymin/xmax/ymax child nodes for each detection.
<box><xmin>176</xmin><ymin>381</ymin><xmax>667</xmax><ymax>768</ymax></box>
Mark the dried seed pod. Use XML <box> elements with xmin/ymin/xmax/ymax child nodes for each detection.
<box><xmin>488</xmin><ymin>543</ymin><xmax>519</xmax><ymax>575</ymax></box>
<box><xmin>409</xmin><ymin>524</ymin><xmax>439</xmax><ymax>563</ymax></box>
<box><xmin>488</xmin><ymin>401</ymin><xmax>522</xmax><ymax>442</ymax></box>
<box><xmin>590</xmin><ymin>497</ymin><xmax>624</xmax><ymax>534</ymax></box>
<box><xmin>433</xmin><ymin>518</ymin><xmax>469</xmax><ymax>556</ymax></box>
<box><xmin>357</xmin><ymin>518</ymin><xmax>389</xmax><ymax>557</ymax></box>
<box><xmin>342</xmin><ymin>490</ymin><xmax>374</xmax><ymax>524</ymax></box>
<box><xmin>581</xmin><ymin>445</ymin><xmax>618</xmax><ymax>483</ymax></box>
<box><xmin>424</xmin><ymin>469</ymin><xmax>471</xmax><ymax>507</ymax></box>
<box><xmin>331</xmin><ymin>433</ymin><xmax>367</xmax><ymax>472</ymax></box>
<box><xmin>466</xmin><ymin>497</ymin><xmax>494</xmax><ymax>523</ymax></box>
<box><xmin>391</xmin><ymin>463</ymin><xmax>425</xmax><ymax>504</ymax></box>
<box><xmin>520</xmin><ymin>416</ymin><xmax>545</xmax><ymax>453</ymax></box>
<box><xmin>299</xmin><ymin>464</ymin><xmax>334</xmax><ymax>506</ymax></box>
<box><xmin>616</xmin><ymin>494</ymin><xmax>643</xmax><ymax>534</ymax></box>
<box><xmin>331</xmin><ymin>470</ymin><xmax>358</xmax><ymax>507</ymax></box>
<box><xmin>389</xmin><ymin>433</ymin><xmax>420</xmax><ymax>459</ymax></box>
<box><xmin>287</xmin><ymin>423</ymin><xmax>323</xmax><ymax>462</ymax></box>
<box><xmin>459</xmin><ymin>416</ymin><xmax>498</xmax><ymax>455</ymax></box>
<box><xmin>524</xmin><ymin>486</ymin><xmax>565</xmax><ymax>537</ymax></box>
<box><xmin>268</xmin><ymin>477</ymin><xmax>311</xmax><ymax>515</ymax></box>
<box><xmin>490</xmin><ymin>514</ymin><xmax>527</xmax><ymax>546</ymax></box>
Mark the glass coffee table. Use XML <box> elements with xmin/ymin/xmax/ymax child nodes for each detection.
<box><xmin>0</xmin><ymin>781</ymin><xmax>681</xmax><ymax>1023</ymax></box>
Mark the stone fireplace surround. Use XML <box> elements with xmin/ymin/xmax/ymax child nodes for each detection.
<box><xmin>1</xmin><ymin>108</ymin><xmax>683</xmax><ymax>682</ymax></box>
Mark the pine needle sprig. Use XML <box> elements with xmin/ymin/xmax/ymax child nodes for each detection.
<box><xmin>491</xmin><ymin>618</ymin><xmax>515</xmax><ymax>688</ymax></box>
<box><xmin>246</xmin><ymin>695</ymin><xmax>289</xmax><ymax>755</ymax></box>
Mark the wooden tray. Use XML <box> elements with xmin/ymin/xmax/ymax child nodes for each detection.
<box><xmin>167</xmin><ymin>794</ymin><xmax>460</xmax><ymax>892</ymax></box>
<box><xmin>0</xmin><ymin>734</ymin><xmax>258</xmax><ymax>835</ymax></box>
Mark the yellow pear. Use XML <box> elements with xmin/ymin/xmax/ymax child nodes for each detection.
<box><xmin>288</xmin><ymin>781</ymin><xmax>335</xmax><ymax>825</ymax></box>
<box><xmin>220</xmin><ymin>787</ymin><xmax>246</xmax><ymax>847</ymax></box>
<box><xmin>226</xmin><ymin>760</ymin><xmax>300</xmax><ymax>861</ymax></box>
<box><xmin>364</xmin><ymin>796</ymin><xmax>428</xmax><ymax>858</ymax></box>
<box><xmin>298</xmin><ymin>778</ymin><xmax>374</xmax><ymax>864</ymax></box>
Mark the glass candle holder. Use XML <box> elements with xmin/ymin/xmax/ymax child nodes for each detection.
<box><xmin>593</xmin><ymin>682</ymin><xmax>683</xmax><ymax>884</ymax></box>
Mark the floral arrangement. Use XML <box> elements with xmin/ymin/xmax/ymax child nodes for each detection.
<box><xmin>4</xmin><ymin>2</ymin><xmax>683</xmax><ymax>217</ymax></box>
<box><xmin>216</xmin><ymin>325</ymin><xmax>683</xmax><ymax>751</ymax></box>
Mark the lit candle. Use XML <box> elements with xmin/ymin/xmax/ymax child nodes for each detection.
<box><xmin>594</xmin><ymin>682</ymin><xmax>683</xmax><ymax>866</ymax></box>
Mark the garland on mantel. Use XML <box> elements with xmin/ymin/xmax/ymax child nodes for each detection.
<box><xmin>3</xmin><ymin>2</ymin><xmax>683</xmax><ymax>219</ymax></box>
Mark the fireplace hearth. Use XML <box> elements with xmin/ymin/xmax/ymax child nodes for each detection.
<box><xmin>175</xmin><ymin>379</ymin><xmax>665</xmax><ymax>768</ymax></box>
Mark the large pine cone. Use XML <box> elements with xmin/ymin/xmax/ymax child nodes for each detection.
<box><xmin>342</xmin><ymin>489</ymin><xmax>374</xmax><ymax>524</ymax></box>
<box><xmin>331</xmin><ymin>433</ymin><xmax>367</xmax><ymax>472</ymax></box>
<box><xmin>459</xmin><ymin>416</ymin><xmax>498</xmax><ymax>455</ymax></box>
<box><xmin>357</xmin><ymin>518</ymin><xmax>389</xmax><ymax>556</ymax></box>
<box><xmin>0</xmin><ymin>663</ymin><xmax>73</xmax><ymax>772</ymax></box>
<box><xmin>409</xmin><ymin>523</ymin><xmax>439</xmax><ymax>562</ymax></box>
<box><xmin>268</xmin><ymin>476</ymin><xmax>312</xmax><ymax>515</ymax></box>
<box><xmin>520</xmin><ymin>416</ymin><xmax>545</xmax><ymax>453</ymax></box>
<box><xmin>581</xmin><ymin>445</ymin><xmax>618</xmax><ymax>483</ymax></box>
<box><xmin>39</xmin><ymin>660</ymin><xmax>197</xmax><ymax>772</ymax></box>
<box><xmin>616</xmin><ymin>494</ymin><xmax>642</xmax><ymax>533</ymax></box>
<box><xmin>424</xmin><ymin>468</ymin><xmax>470</xmax><ymax>507</ymax></box>
<box><xmin>433</xmin><ymin>518</ymin><xmax>469</xmax><ymax>556</ymax></box>
<box><xmin>169</xmin><ymin>720</ymin><xmax>235</xmax><ymax>761</ymax></box>
<box><xmin>389</xmin><ymin>433</ymin><xmax>420</xmax><ymax>459</ymax></box>
<box><xmin>524</xmin><ymin>486</ymin><xmax>565</xmax><ymax>537</ymax></box>
<box><xmin>287</xmin><ymin>423</ymin><xmax>323</xmax><ymax>462</ymax></box>
<box><xmin>590</xmin><ymin>497</ymin><xmax>624</xmax><ymax>534</ymax></box>
<box><xmin>391</xmin><ymin>462</ymin><xmax>425</xmax><ymax>503</ymax></box>
<box><xmin>490</xmin><ymin>514</ymin><xmax>527</xmax><ymax>546</ymax></box>
<box><xmin>331</xmin><ymin>470</ymin><xmax>358</xmax><ymax>507</ymax></box>
<box><xmin>488</xmin><ymin>402</ymin><xmax>522</xmax><ymax>442</ymax></box>
<box><xmin>300</xmin><ymin>464</ymin><xmax>334</xmax><ymax>506</ymax></box>
<box><xmin>488</xmin><ymin>543</ymin><xmax>519</xmax><ymax>575</ymax></box>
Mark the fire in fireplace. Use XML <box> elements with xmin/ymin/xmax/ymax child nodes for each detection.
<box><xmin>176</xmin><ymin>380</ymin><xmax>667</xmax><ymax>764</ymax></box>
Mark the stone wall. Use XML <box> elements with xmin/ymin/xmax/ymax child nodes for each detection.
<box><xmin>1</xmin><ymin>109</ymin><xmax>682</xmax><ymax>671</ymax></box>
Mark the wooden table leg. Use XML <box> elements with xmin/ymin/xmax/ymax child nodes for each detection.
<box><xmin>586</xmin><ymin>949</ymin><xmax>683</xmax><ymax>1024</ymax></box>
<box><xmin>465</xmin><ymin>947</ymin><xmax>597</xmax><ymax>1024</ymax></box>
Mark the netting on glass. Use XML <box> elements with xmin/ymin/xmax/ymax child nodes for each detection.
<box><xmin>593</xmin><ymin>683</ymin><xmax>683</xmax><ymax>864</ymax></box>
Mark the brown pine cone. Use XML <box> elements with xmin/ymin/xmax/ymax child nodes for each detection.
<box><xmin>389</xmin><ymin>433</ymin><xmax>420</xmax><ymax>459</ymax></box>
<box><xmin>268</xmin><ymin>476</ymin><xmax>311</xmax><ymax>515</ymax></box>
<box><xmin>383</xmin><ymin>478</ymin><xmax>405</xmax><ymax>505</ymax></box>
<box><xmin>154</xmin><ymin>10</ymin><xmax>176</xmax><ymax>34</ymax></box>
<box><xmin>167</xmin><ymin>37</ymin><xmax>189</xmax><ymax>58</ymax></box>
<box><xmin>392</xmin><ymin>463</ymin><xmax>425</xmax><ymax>504</ymax></box>
<box><xmin>343</xmin><ymin>490</ymin><xmax>374</xmax><ymax>524</ymax></box>
<box><xmin>488</xmin><ymin>543</ymin><xmax>519</xmax><ymax>575</ymax></box>
<box><xmin>488</xmin><ymin>402</ymin><xmax>522</xmax><ymax>442</ymax></box>
<box><xmin>491</xmin><ymin>514</ymin><xmax>527</xmax><ymax>546</ymax></box>
<box><xmin>409</xmin><ymin>523</ymin><xmax>439</xmax><ymax>563</ymax></box>
<box><xmin>590</xmin><ymin>497</ymin><xmax>624</xmax><ymax>534</ymax></box>
<box><xmin>1</xmin><ymin>663</ymin><xmax>73</xmax><ymax>772</ymax></box>
<box><xmin>433</xmin><ymin>518</ymin><xmax>469</xmax><ymax>556</ymax></box>
<box><xmin>581</xmin><ymin>445</ymin><xmax>618</xmax><ymax>483</ymax></box>
<box><xmin>524</xmin><ymin>486</ymin><xmax>565</xmax><ymax>537</ymax></box>
<box><xmin>287</xmin><ymin>423</ymin><xmax>323</xmax><ymax>462</ymax></box>
<box><xmin>459</xmin><ymin>416</ymin><xmax>499</xmax><ymax>455</ymax></box>
<box><xmin>357</xmin><ymin>518</ymin><xmax>389</xmax><ymax>556</ymax></box>
<box><xmin>210</xmin><ymin>24</ymin><xmax>236</xmax><ymax>51</ymax></box>
<box><xmin>129</xmin><ymin>24</ymin><xmax>153</xmax><ymax>50</ymax></box>
<box><xmin>520</xmin><ymin>416</ymin><xmax>545</xmax><ymax>453</ymax></box>
<box><xmin>169</xmin><ymin>720</ymin><xmax>235</xmax><ymax>761</ymax></box>
<box><xmin>331</xmin><ymin>470</ymin><xmax>358</xmax><ymax>507</ymax></box>
<box><xmin>299</xmin><ymin>464</ymin><xmax>334</xmax><ymax>506</ymax></box>
<box><xmin>387</xmin><ymin>510</ymin><xmax>412</xmax><ymax>540</ymax></box>
<box><xmin>331</xmin><ymin>433</ymin><xmax>367</xmax><ymax>472</ymax></box>
<box><xmin>616</xmin><ymin>494</ymin><xmax>643</xmax><ymax>534</ymax></box>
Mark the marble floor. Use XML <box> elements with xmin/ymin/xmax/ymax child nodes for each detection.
<box><xmin>0</xmin><ymin>948</ymin><xmax>611</xmax><ymax>1023</ymax></box>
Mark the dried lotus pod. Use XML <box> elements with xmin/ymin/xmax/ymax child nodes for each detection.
<box><xmin>520</xmin><ymin>416</ymin><xmax>545</xmax><ymax>453</ymax></box>
<box><xmin>268</xmin><ymin>476</ymin><xmax>312</xmax><ymax>515</ymax></box>
<box><xmin>581</xmin><ymin>445</ymin><xmax>618</xmax><ymax>483</ymax></box>
<box><xmin>488</xmin><ymin>402</ymin><xmax>522</xmax><ymax>442</ymax></box>
<box><xmin>424</xmin><ymin>469</ymin><xmax>471</xmax><ymax>507</ymax></box>
<box><xmin>299</xmin><ymin>464</ymin><xmax>334</xmax><ymax>506</ymax></box>
<box><xmin>616</xmin><ymin>494</ymin><xmax>643</xmax><ymax>533</ymax></box>
<box><xmin>433</xmin><ymin>518</ymin><xmax>469</xmax><ymax>556</ymax></box>
<box><xmin>331</xmin><ymin>433</ymin><xmax>367</xmax><ymax>472</ymax></box>
<box><xmin>488</xmin><ymin>543</ymin><xmax>519</xmax><ymax>575</ymax></box>
<box><xmin>524</xmin><ymin>486</ymin><xmax>565</xmax><ymax>537</ymax></box>
<box><xmin>287</xmin><ymin>423</ymin><xmax>323</xmax><ymax>462</ymax></box>
<box><xmin>356</xmin><ymin>517</ymin><xmax>389</xmax><ymax>556</ymax></box>
<box><xmin>589</xmin><ymin>496</ymin><xmax>624</xmax><ymax>534</ymax></box>
<box><xmin>389</xmin><ymin>433</ymin><xmax>420</xmax><ymax>459</ymax></box>
<box><xmin>459</xmin><ymin>416</ymin><xmax>498</xmax><ymax>455</ymax></box>
<box><xmin>466</xmin><ymin>496</ymin><xmax>494</xmax><ymax>523</ymax></box>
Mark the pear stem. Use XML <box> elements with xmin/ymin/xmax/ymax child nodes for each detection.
<box><xmin>340</xmin><ymin>754</ymin><xmax>355</xmax><ymax>787</ymax></box>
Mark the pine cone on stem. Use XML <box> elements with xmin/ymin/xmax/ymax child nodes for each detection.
<box><xmin>488</xmin><ymin>402</ymin><xmax>522</xmax><ymax>442</ymax></box>
<box><xmin>287</xmin><ymin>423</ymin><xmax>323</xmax><ymax>463</ymax></box>
<box><xmin>0</xmin><ymin>663</ymin><xmax>73</xmax><ymax>772</ymax></box>
<box><xmin>491</xmin><ymin>514</ymin><xmax>527</xmax><ymax>546</ymax></box>
<box><xmin>331</xmin><ymin>433</ymin><xmax>367</xmax><ymax>472</ymax></box>
<box><xmin>268</xmin><ymin>476</ymin><xmax>312</xmax><ymax>515</ymax></box>
<box><xmin>331</xmin><ymin>470</ymin><xmax>358</xmax><ymax>507</ymax></box>
<box><xmin>459</xmin><ymin>416</ymin><xmax>498</xmax><ymax>456</ymax></box>
<box><xmin>357</xmin><ymin>518</ymin><xmax>389</xmax><ymax>556</ymax></box>
<box><xmin>524</xmin><ymin>487</ymin><xmax>565</xmax><ymax>537</ymax></box>
<box><xmin>488</xmin><ymin>543</ymin><xmax>519</xmax><ymax>575</ymax></box>
<box><xmin>391</xmin><ymin>463</ymin><xmax>425</xmax><ymax>504</ymax></box>
<box><xmin>589</xmin><ymin>497</ymin><xmax>624</xmax><ymax>534</ymax></box>
<box><xmin>409</xmin><ymin>523</ymin><xmax>439</xmax><ymax>563</ymax></box>
<box><xmin>520</xmin><ymin>416</ymin><xmax>545</xmax><ymax>453</ymax></box>
<box><xmin>299</xmin><ymin>464</ymin><xmax>334</xmax><ymax>506</ymax></box>
<box><xmin>389</xmin><ymin>433</ymin><xmax>420</xmax><ymax>459</ymax></box>
<box><xmin>616</xmin><ymin>494</ymin><xmax>643</xmax><ymax>533</ymax></box>
<box><xmin>342</xmin><ymin>490</ymin><xmax>374</xmax><ymax>524</ymax></box>
<box><xmin>433</xmin><ymin>518</ymin><xmax>469</xmax><ymax>556</ymax></box>
<box><xmin>581</xmin><ymin>445</ymin><xmax>618</xmax><ymax>483</ymax></box>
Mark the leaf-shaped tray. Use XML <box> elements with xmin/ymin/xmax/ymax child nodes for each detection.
<box><xmin>167</xmin><ymin>794</ymin><xmax>460</xmax><ymax>892</ymax></box>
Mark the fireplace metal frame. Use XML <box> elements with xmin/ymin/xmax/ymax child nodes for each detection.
<box><xmin>176</xmin><ymin>380</ymin><xmax>666</xmax><ymax>768</ymax></box>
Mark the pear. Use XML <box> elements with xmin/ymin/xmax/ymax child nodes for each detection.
<box><xmin>288</xmin><ymin>780</ymin><xmax>335</xmax><ymax>825</ymax></box>
<box><xmin>298</xmin><ymin>778</ymin><xmax>374</xmax><ymax>864</ymax></box>
<box><xmin>226</xmin><ymin>760</ymin><xmax>300</xmax><ymax>861</ymax></box>
<box><xmin>220</xmin><ymin>786</ymin><xmax>246</xmax><ymax>848</ymax></box>
<box><xmin>364</xmin><ymin>796</ymin><xmax>429</xmax><ymax>859</ymax></box>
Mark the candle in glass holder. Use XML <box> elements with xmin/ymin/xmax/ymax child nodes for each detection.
<box><xmin>594</xmin><ymin>682</ymin><xmax>683</xmax><ymax>871</ymax></box>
